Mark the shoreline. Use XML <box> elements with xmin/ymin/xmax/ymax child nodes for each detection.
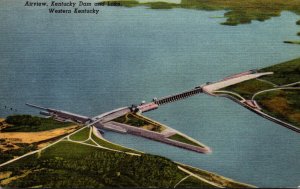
<box><xmin>216</xmin><ymin>93</ymin><xmax>300</xmax><ymax>133</ymax></box>
<box><xmin>176</xmin><ymin>162</ymin><xmax>256</xmax><ymax>188</ymax></box>
<box><xmin>202</xmin><ymin>70</ymin><xmax>300</xmax><ymax>133</ymax></box>
<box><xmin>0</xmin><ymin>124</ymin><xmax>254</xmax><ymax>188</ymax></box>
<box><xmin>96</xmin><ymin>111</ymin><xmax>211</xmax><ymax>154</ymax></box>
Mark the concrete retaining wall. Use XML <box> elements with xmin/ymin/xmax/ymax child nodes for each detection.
<box><xmin>98</xmin><ymin>121</ymin><xmax>210</xmax><ymax>153</ymax></box>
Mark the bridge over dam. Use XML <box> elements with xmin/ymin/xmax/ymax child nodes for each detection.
<box><xmin>136</xmin><ymin>86</ymin><xmax>203</xmax><ymax>113</ymax></box>
<box><xmin>153</xmin><ymin>86</ymin><xmax>203</xmax><ymax>105</ymax></box>
<box><xmin>137</xmin><ymin>71</ymin><xmax>274</xmax><ymax>113</ymax></box>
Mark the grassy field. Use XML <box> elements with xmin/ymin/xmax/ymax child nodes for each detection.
<box><xmin>0</xmin><ymin>131</ymin><xmax>79</xmax><ymax>164</ymax></box>
<box><xmin>221</xmin><ymin>79</ymin><xmax>274</xmax><ymax>99</ymax></box>
<box><xmin>83</xmin><ymin>139</ymin><xmax>97</xmax><ymax>145</ymax></box>
<box><xmin>0</xmin><ymin>142</ymin><xmax>38</xmax><ymax>165</ymax></box>
<box><xmin>168</xmin><ymin>134</ymin><xmax>204</xmax><ymax>148</ymax></box>
<box><xmin>115</xmin><ymin>0</ymin><xmax>300</xmax><ymax>27</ymax></box>
<box><xmin>216</xmin><ymin>57</ymin><xmax>300</xmax><ymax>128</ymax></box>
<box><xmin>114</xmin><ymin>113</ymin><xmax>148</xmax><ymax>127</ymax></box>
<box><xmin>254</xmin><ymin>89</ymin><xmax>300</xmax><ymax>128</ymax></box>
<box><xmin>69</xmin><ymin>127</ymin><xmax>90</xmax><ymax>141</ymax></box>
<box><xmin>1</xmin><ymin>115</ymin><xmax>73</xmax><ymax>132</ymax></box>
<box><xmin>0</xmin><ymin>141</ymin><xmax>221</xmax><ymax>188</ymax></box>
<box><xmin>91</xmin><ymin>131</ymin><xmax>141</xmax><ymax>154</ymax></box>
<box><xmin>260</xmin><ymin>57</ymin><xmax>300</xmax><ymax>85</ymax></box>
<box><xmin>113</xmin><ymin>113</ymin><xmax>165</xmax><ymax>132</ymax></box>
<box><xmin>218</xmin><ymin>58</ymin><xmax>300</xmax><ymax>98</ymax></box>
<box><xmin>0</xmin><ymin>115</ymin><xmax>79</xmax><ymax>164</ymax></box>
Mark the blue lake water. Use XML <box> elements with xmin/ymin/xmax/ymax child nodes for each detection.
<box><xmin>0</xmin><ymin>0</ymin><xmax>300</xmax><ymax>187</ymax></box>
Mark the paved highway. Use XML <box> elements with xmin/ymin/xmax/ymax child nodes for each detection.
<box><xmin>202</xmin><ymin>72</ymin><xmax>273</xmax><ymax>93</ymax></box>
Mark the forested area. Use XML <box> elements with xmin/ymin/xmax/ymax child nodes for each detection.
<box><xmin>1</xmin><ymin>141</ymin><xmax>190</xmax><ymax>188</ymax></box>
<box><xmin>2</xmin><ymin>115</ymin><xmax>72</xmax><ymax>132</ymax></box>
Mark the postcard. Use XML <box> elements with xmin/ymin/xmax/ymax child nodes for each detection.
<box><xmin>0</xmin><ymin>0</ymin><xmax>299</xmax><ymax>188</ymax></box>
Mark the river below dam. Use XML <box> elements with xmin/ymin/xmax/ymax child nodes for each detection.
<box><xmin>0</xmin><ymin>1</ymin><xmax>300</xmax><ymax>187</ymax></box>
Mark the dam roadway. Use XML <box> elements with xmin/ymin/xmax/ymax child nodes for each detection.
<box><xmin>153</xmin><ymin>87</ymin><xmax>203</xmax><ymax>105</ymax></box>
<box><xmin>136</xmin><ymin>86</ymin><xmax>203</xmax><ymax>113</ymax></box>
<box><xmin>26</xmin><ymin>70</ymin><xmax>275</xmax><ymax>154</ymax></box>
<box><xmin>29</xmin><ymin>70</ymin><xmax>270</xmax><ymax>127</ymax></box>
<box><xmin>30</xmin><ymin>84</ymin><xmax>212</xmax><ymax>153</ymax></box>
<box><xmin>27</xmin><ymin>70</ymin><xmax>271</xmax><ymax>125</ymax></box>
<box><xmin>88</xmin><ymin>85</ymin><xmax>212</xmax><ymax>154</ymax></box>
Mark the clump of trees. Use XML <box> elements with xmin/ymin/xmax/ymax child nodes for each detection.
<box><xmin>3</xmin><ymin>114</ymin><xmax>73</xmax><ymax>132</ymax></box>
<box><xmin>0</xmin><ymin>143</ymin><xmax>38</xmax><ymax>164</ymax></box>
<box><xmin>6</xmin><ymin>115</ymin><xmax>41</xmax><ymax>126</ymax></box>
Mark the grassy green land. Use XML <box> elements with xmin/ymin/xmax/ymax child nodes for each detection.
<box><xmin>114</xmin><ymin>0</ymin><xmax>300</xmax><ymax>26</ymax></box>
<box><xmin>216</xmin><ymin>57</ymin><xmax>300</xmax><ymax>128</ymax></box>
<box><xmin>221</xmin><ymin>79</ymin><xmax>274</xmax><ymax>99</ymax></box>
<box><xmin>220</xmin><ymin>57</ymin><xmax>300</xmax><ymax>96</ymax></box>
<box><xmin>114</xmin><ymin>113</ymin><xmax>148</xmax><ymax>127</ymax></box>
<box><xmin>0</xmin><ymin>115</ymin><xmax>76</xmax><ymax>164</ymax></box>
<box><xmin>83</xmin><ymin>139</ymin><xmax>97</xmax><ymax>146</ymax></box>
<box><xmin>69</xmin><ymin>127</ymin><xmax>90</xmax><ymax>141</ymax></box>
<box><xmin>260</xmin><ymin>58</ymin><xmax>300</xmax><ymax>85</ymax></box>
<box><xmin>255</xmin><ymin>89</ymin><xmax>300</xmax><ymax>127</ymax></box>
<box><xmin>114</xmin><ymin>114</ymin><xmax>204</xmax><ymax>148</ymax></box>
<box><xmin>91</xmin><ymin>131</ymin><xmax>141</xmax><ymax>154</ymax></box>
<box><xmin>1</xmin><ymin>115</ymin><xmax>73</xmax><ymax>132</ymax></box>
<box><xmin>113</xmin><ymin>113</ymin><xmax>165</xmax><ymax>132</ymax></box>
<box><xmin>0</xmin><ymin>142</ymin><xmax>38</xmax><ymax>164</ymax></box>
<box><xmin>0</xmin><ymin>141</ymin><xmax>215</xmax><ymax>188</ymax></box>
<box><xmin>168</xmin><ymin>134</ymin><xmax>204</xmax><ymax>147</ymax></box>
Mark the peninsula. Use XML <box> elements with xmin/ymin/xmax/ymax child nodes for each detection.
<box><xmin>206</xmin><ymin>57</ymin><xmax>300</xmax><ymax>132</ymax></box>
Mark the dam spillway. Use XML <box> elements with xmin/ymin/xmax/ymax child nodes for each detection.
<box><xmin>153</xmin><ymin>87</ymin><xmax>203</xmax><ymax>105</ymax></box>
